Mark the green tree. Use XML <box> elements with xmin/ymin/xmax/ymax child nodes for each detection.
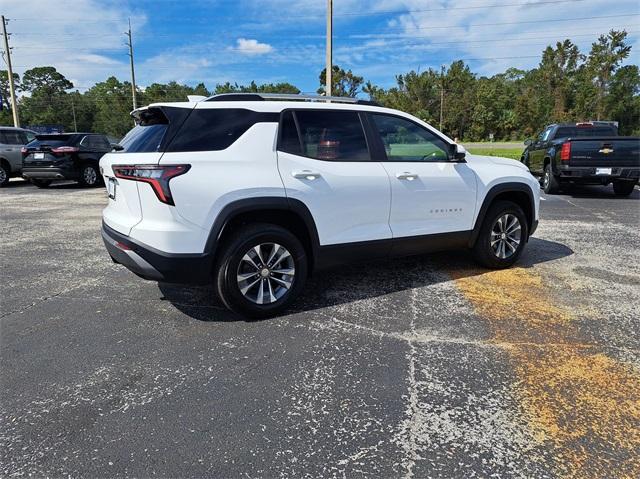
<box><xmin>586</xmin><ymin>30</ymin><xmax>631</xmax><ymax>119</ymax></box>
<box><xmin>20</xmin><ymin>66</ymin><xmax>74</xmax><ymax>129</ymax></box>
<box><xmin>84</xmin><ymin>77</ymin><xmax>135</xmax><ymax>138</ymax></box>
<box><xmin>606</xmin><ymin>65</ymin><xmax>640</xmax><ymax>135</ymax></box>
<box><xmin>213</xmin><ymin>81</ymin><xmax>299</xmax><ymax>94</ymax></box>
<box><xmin>538</xmin><ymin>40</ymin><xmax>582</xmax><ymax>121</ymax></box>
<box><xmin>318</xmin><ymin>65</ymin><xmax>364</xmax><ymax>97</ymax></box>
<box><xmin>0</xmin><ymin>70</ymin><xmax>20</xmax><ymax>125</ymax></box>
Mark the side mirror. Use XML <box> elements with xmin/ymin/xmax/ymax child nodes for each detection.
<box><xmin>451</xmin><ymin>143</ymin><xmax>466</xmax><ymax>162</ymax></box>
<box><xmin>111</xmin><ymin>143</ymin><xmax>124</xmax><ymax>151</ymax></box>
<box><xmin>524</xmin><ymin>139</ymin><xmax>533</xmax><ymax>146</ymax></box>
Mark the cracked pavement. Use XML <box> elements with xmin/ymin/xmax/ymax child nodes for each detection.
<box><xmin>1</xmin><ymin>179</ymin><xmax>639</xmax><ymax>478</ymax></box>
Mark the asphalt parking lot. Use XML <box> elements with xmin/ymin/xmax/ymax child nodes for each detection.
<box><xmin>1</xmin><ymin>179</ymin><xmax>639</xmax><ymax>478</ymax></box>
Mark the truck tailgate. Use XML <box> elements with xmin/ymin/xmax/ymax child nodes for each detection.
<box><xmin>569</xmin><ymin>137</ymin><xmax>640</xmax><ymax>167</ymax></box>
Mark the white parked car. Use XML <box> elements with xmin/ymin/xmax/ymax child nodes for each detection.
<box><xmin>100</xmin><ymin>93</ymin><xmax>540</xmax><ymax>317</ymax></box>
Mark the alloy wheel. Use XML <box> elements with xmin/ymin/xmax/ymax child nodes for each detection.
<box><xmin>0</xmin><ymin>166</ymin><xmax>7</xmax><ymax>184</ymax></box>
<box><xmin>83</xmin><ymin>166</ymin><xmax>97</xmax><ymax>185</ymax></box>
<box><xmin>236</xmin><ymin>243</ymin><xmax>296</xmax><ymax>305</ymax></box>
<box><xmin>491</xmin><ymin>213</ymin><xmax>521</xmax><ymax>259</ymax></box>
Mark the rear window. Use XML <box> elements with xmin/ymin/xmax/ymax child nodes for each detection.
<box><xmin>165</xmin><ymin>108</ymin><xmax>277</xmax><ymax>152</ymax></box>
<box><xmin>555</xmin><ymin>126</ymin><xmax>617</xmax><ymax>138</ymax></box>
<box><xmin>120</xmin><ymin>107</ymin><xmax>169</xmax><ymax>153</ymax></box>
<box><xmin>120</xmin><ymin>125</ymin><xmax>167</xmax><ymax>153</ymax></box>
<box><xmin>28</xmin><ymin>135</ymin><xmax>76</xmax><ymax>148</ymax></box>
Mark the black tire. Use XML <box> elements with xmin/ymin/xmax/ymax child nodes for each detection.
<box><xmin>0</xmin><ymin>163</ymin><xmax>9</xmax><ymax>186</ymax></box>
<box><xmin>78</xmin><ymin>163</ymin><xmax>101</xmax><ymax>187</ymax></box>
<box><xmin>31</xmin><ymin>179</ymin><xmax>52</xmax><ymax>188</ymax></box>
<box><xmin>612</xmin><ymin>180</ymin><xmax>637</xmax><ymax>197</ymax></box>
<box><xmin>472</xmin><ymin>200</ymin><xmax>529</xmax><ymax>269</ymax></box>
<box><xmin>215</xmin><ymin>223</ymin><xmax>308</xmax><ymax>318</ymax></box>
<box><xmin>542</xmin><ymin>163</ymin><xmax>560</xmax><ymax>194</ymax></box>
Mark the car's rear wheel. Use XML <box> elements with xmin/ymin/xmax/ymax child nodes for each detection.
<box><xmin>472</xmin><ymin>200</ymin><xmax>529</xmax><ymax>269</ymax></box>
<box><xmin>612</xmin><ymin>180</ymin><xmax>637</xmax><ymax>197</ymax></box>
<box><xmin>542</xmin><ymin>163</ymin><xmax>560</xmax><ymax>194</ymax></box>
<box><xmin>215</xmin><ymin>223</ymin><xmax>308</xmax><ymax>318</ymax></box>
<box><xmin>78</xmin><ymin>164</ymin><xmax>101</xmax><ymax>187</ymax></box>
<box><xmin>0</xmin><ymin>163</ymin><xmax>9</xmax><ymax>186</ymax></box>
<box><xmin>31</xmin><ymin>179</ymin><xmax>52</xmax><ymax>188</ymax></box>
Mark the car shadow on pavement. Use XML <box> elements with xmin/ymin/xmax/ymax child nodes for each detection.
<box><xmin>561</xmin><ymin>184</ymin><xmax>640</xmax><ymax>199</ymax></box>
<box><xmin>158</xmin><ymin>237</ymin><xmax>573</xmax><ymax>323</ymax></box>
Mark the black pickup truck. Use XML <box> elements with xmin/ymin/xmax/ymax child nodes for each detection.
<box><xmin>521</xmin><ymin>122</ymin><xmax>640</xmax><ymax>196</ymax></box>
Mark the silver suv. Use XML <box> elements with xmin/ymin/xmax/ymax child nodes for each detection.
<box><xmin>0</xmin><ymin>127</ymin><xmax>37</xmax><ymax>186</ymax></box>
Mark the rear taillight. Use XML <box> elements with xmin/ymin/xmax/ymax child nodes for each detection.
<box><xmin>112</xmin><ymin>164</ymin><xmax>190</xmax><ymax>206</ymax></box>
<box><xmin>51</xmin><ymin>146</ymin><xmax>79</xmax><ymax>155</ymax></box>
<box><xmin>560</xmin><ymin>142</ymin><xmax>571</xmax><ymax>162</ymax></box>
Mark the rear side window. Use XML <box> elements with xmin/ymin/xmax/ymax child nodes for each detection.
<box><xmin>288</xmin><ymin>110</ymin><xmax>370</xmax><ymax>161</ymax></box>
<box><xmin>165</xmin><ymin>108</ymin><xmax>275</xmax><ymax>152</ymax></box>
<box><xmin>279</xmin><ymin>111</ymin><xmax>302</xmax><ymax>155</ymax></box>
<box><xmin>0</xmin><ymin>130</ymin><xmax>25</xmax><ymax>145</ymax></box>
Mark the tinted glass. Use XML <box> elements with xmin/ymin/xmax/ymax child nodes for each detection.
<box><xmin>28</xmin><ymin>135</ymin><xmax>75</xmax><ymax>148</ymax></box>
<box><xmin>279</xmin><ymin>111</ymin><xmax>301</xmax><ymax>155</ymax></box>
<box><xmin>166</xmin><ymin>109</ymin><xmax>271</xmax><ymax>152</ymax></box>
<box><xmin>0</xmin><ymin>130</ymin><xmax>24</xmax><ymax>144</ymax></box>
<box><xmin>294</xmin><ymin>110</ymin><xmax>369</xmax><ymax>161</ymax></box>
<box><xmin>555</xmin><ymin>126</ymin><xmax>616</xmax><ymax>138</ymax></box>
<box><xmin>371</xmin><ymin>114</ymin><xmax>450</xmax><ymax>162</ymax></box>
<box><xmin>120</xmin><ymin>124</ymin><xmax>168</xmax><ymax>153</ymax></box>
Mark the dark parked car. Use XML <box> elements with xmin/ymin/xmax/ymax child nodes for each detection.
<box><xmin>521</xmin><ymin>121</ymin><xmax>640</xmax><ymax>196</ymax></box>
<box><xmin>22</xmin><ymin>133</ymin><xmax>112</xmax><ymax>188</ymax></box>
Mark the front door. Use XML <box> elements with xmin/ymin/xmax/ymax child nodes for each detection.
<box><xmin>277</xmin><ymin>109</ymin><xmax>392</xmax><ymax>247</ymax></box>
<box><xmin>367</xmin><ymin>113</ymin><xmax>477</xmax><ymax>240</ymax></box>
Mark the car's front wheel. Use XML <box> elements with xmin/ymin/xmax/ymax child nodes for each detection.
<box><xmin>472</xmin><ymin>200</ymin><xmax>529</xmax><ymax>269</ymax></box>
<box><xmin>215</xmin><ymin>223</ymin><xmax>308</xmax><ymax>318</ymax></box>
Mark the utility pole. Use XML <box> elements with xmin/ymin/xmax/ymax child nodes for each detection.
<box><xmin>1</xmin><ymin>15</ymin><xmax>20</xmax><ymax>127</ymax></box>
<box><xmin>326</xmin><ymin>0</ymin><xmax>333</xmax><ymax>97</ymax></box>
<box><xmin>70</xmin><ymin>96</ymin><xmax>77</xmax><ymax>132</ymax></box>
<box><xmin>125</xmin><ymin>18</ymin><xmax>137</xmax><ymax>110</ymax></box>
<box><xmin>439</xmin><ymin>64</ymin><xmax>445</xmax><ymax>132</ymax></box>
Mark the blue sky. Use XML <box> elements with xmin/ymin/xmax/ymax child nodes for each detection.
<box><xmin>4</xmin><ymin>0</ymin><xmax>640</xmax><ymax>95</ymax></box>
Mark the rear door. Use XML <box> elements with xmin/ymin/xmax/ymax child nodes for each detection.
<box><xmin>277</xmin><ymin>109</ymin><xmax>392</xmax><ymax>247</ymax></box>
<box><xmin>367</xmin><ymin>113</ymin><xmax>477</xmax><ymax>240</ymax></box>
<box><xmin>0</xmin><ymin>129</ymin><xmax>26</xmax><ymax>171</ymax></box>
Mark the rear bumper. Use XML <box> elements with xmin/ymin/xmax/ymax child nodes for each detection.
<box><xmin>557</xmin><ymin>166</ymin><xmax>639</xmax><ymax>183</ymax></box>
<box><xmin>102</xmin><ymin>222</ymin><xmax>213</xmax><ymax>284</ymax></box>
<box><xmin>22</xmin><ymin>166</ymin><xmax>79</xmax><ymax>180</ymax></box>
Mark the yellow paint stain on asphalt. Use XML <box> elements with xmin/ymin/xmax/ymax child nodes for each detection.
<box><xmin>452</xmin><ymin>267</ymin><xmax>640</xmax><ymax>479</ymax></box>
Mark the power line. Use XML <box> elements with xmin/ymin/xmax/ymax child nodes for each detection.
<box><xmin>5</xmin><ymin>0</ymin><xmax>592</xmax><ymax>22</ymax></box>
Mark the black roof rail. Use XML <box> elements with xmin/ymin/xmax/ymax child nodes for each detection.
<box><xmin>205</xmin><ymin>92</ymin><xmax>380</xmax><ymax>106</ymax></box>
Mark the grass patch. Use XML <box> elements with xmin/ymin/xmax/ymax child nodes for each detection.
<box><xmin>467</xmin><ymin>147</ymin><xmax>524</xmax><ymax>161</ymax></box>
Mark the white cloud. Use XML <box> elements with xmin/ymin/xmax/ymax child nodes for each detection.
<box><xmin>234</xmin><ymin>38</ymin><xmax>274</xmax><ymax>55</ymax></box>
<box><xmin>3</xmin><ymin>0</ymin><xmax>145</xmax><ymax>90</ymax></box>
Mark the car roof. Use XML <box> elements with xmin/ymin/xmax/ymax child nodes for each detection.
<box><xmin>0</xmin><ymin>126</ymin><xmax>36</xmax><ymax>132</ymax></box>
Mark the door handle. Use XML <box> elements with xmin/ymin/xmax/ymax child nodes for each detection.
<box><xmin>396</xmin><ymin>172</ymin><xmax>418</xmax><ymax>181</ymax></box>
<box><xmin>292</xmin><ymin>170</ymin><xmax>321</xmax><ymax>180</ymax></box>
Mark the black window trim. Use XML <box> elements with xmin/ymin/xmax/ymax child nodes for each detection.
<box><xmin>277</xmin><ymin>107</ymin><xmax>375</xmax><ymax>163</ymax></box>
<box><xmin>365</xmin><ymin>112</ymin><xmax>457</xmax><ymax>163</ymax></box>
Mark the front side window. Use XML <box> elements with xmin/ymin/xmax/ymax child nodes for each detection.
<box><xmin>371</xmin><ymin>114</ymin><xmax>450</xmax><ymax>162</ymax></box>
<box><xmin>292</xmin><ymin>110</ymin><xmax>370</xmax><ymax>161</ymax></box>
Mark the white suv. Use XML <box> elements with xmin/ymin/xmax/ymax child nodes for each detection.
<box><xmin>100</xmin><ymin>93</ymin><xmax>540</xmax><ymax>317</ymax></box>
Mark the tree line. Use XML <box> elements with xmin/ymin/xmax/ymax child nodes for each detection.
<box><xmin>1</xmin><ymin>30</ymin><xmax>638</xmax><ymax>140</ymax></box>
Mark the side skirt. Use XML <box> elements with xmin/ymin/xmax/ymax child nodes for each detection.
<box><xmin>315</xmin><ymin>231</ymin><xmax>472</xmax><ymax>271</ymax></box>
